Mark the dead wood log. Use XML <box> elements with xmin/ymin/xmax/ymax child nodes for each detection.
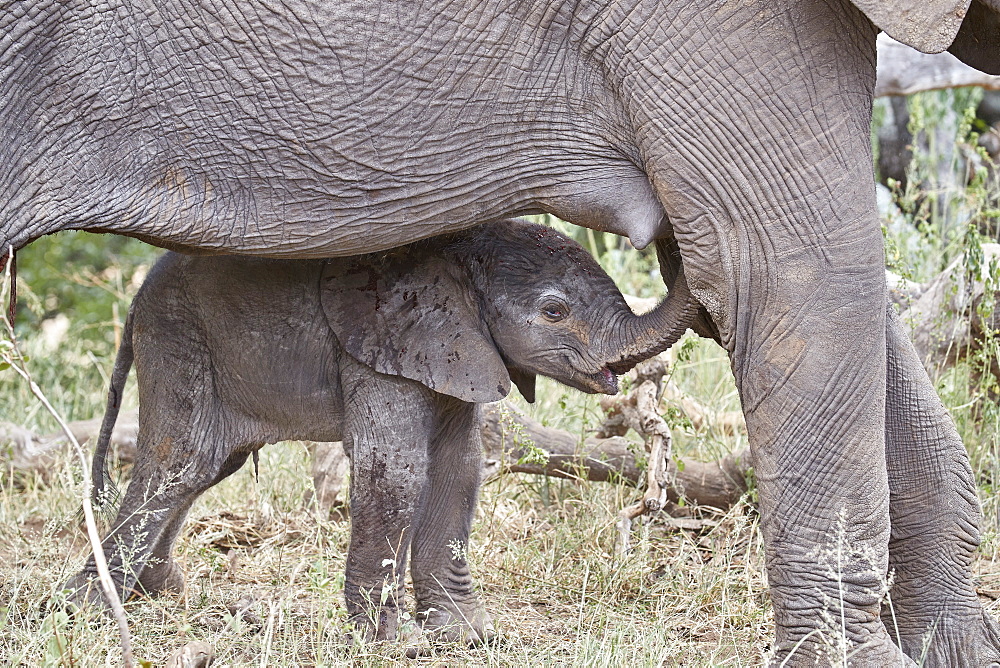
<box><xmin>874</xmin><ymin>34</ymin><xmax>1000</xmax><ymax>98</ymax></box>
<box><xmin>279</xmin><ymin>400</ymin><xmax>752</xmax><ymax>518</ymax></box>
<box><xmin>2</xmin><ymin>400</ymin><xmax>752</xmax><ymax>520</ymax></box>
<box><xmin>0</xmin><ymin>410</ymin><xmax>139</xmax><ymax>477</ymax></box>
<box><xmin>480</xmin><ymin>405</ymin><xmax>751</xmax><ymax>512</ymax></box>
<box><xmin>890</xmin><ymin>244</ymin><xmax>1000</xmax><ymax>395</ymax></box>
<box><xmin>62</xmin><ymin>412</ymin><xmax>140</xmax><ymax>461</ymax></box>
<box><xmin>165</xmin><ymin>641</ymin><xmax>215</xmax><ymax>668</ymax></box>
<box><xmin>0</xmin><ymin>421</ymin><xmax>55</xmax><ymax>472</ymax></box>
<box><xmin>304</xmin><ymin>440</ymin><xmax>349</xmax><ymax>513</ymax></box>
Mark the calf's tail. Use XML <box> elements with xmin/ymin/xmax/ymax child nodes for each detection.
<box><xmin>92</xmin><ymin>307</ymin><xmax>136</xmax><ymax>517</ymax></box>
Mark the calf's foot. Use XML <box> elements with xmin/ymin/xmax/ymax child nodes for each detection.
<box><xmin>416</xmin><ymin>595</ymin><xmax>496</xmax><ymax>645</ymax></box>
<box><xmin>60</xmin><ymin>556</ymin><xmax>185</xmax><ymax>613</ymax></box>
<box><xmin>59</xmin><ymin>571</ymin><xmax>116</xmax><ymax>612</ymax></box>
<box><xmin>134</xmin><ymin>557</ymin><xmax>185</xmax><ymax>598</ymax></box>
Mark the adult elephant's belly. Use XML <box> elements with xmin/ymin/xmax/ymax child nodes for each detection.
<box><xmin>5</xmin><ymin>1</ymin><xmax>668</xmax><ymax>257</ymax></box>
<box><xmin>116</xmin><ymin>157</ymin><xmax>670</xmax><ymax>258</ymax></box>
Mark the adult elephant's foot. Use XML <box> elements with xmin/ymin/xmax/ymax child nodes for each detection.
<box><xmin>770</xmin><ymin>630</ymin><xmax>915</xmax><ymax>667</ymax></box>
<box><xmin>416</xmin><ymin>596</ymin><xmax>496</xmax><ymax>645</ymax></box>
<box><xmin>890</xmin><ymin>609</ymin><xmax>1000</xmax><ymax>667</ymax></box>
<box><xmin>412</xmin><ymin>553</ymin><xmax>495</xmax><ymax>645</ymax></box>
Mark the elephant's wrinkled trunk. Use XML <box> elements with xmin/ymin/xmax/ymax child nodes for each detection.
<box><xmin>606</xmin><ymin>265</ymin><xmax>699</xmax><ymax>375</ymax></box>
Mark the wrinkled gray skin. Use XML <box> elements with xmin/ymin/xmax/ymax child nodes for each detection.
<box><xmin>64</xmin><ymin>219</ymin><xmax>691</xmax><ymax>645</ymax></box>
<box><xmin>5</xmin><ymin>0</ymin><xmax>1000</xmax><ymax>663</ymax></box>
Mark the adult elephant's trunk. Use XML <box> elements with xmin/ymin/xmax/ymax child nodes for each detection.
<box><xmin>606</xmin><ymin>262</ymin><xmax>699</xmax><ymax>375</ymax></box>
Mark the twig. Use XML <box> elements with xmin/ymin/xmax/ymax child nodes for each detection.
<box><xmin>612</xmin><ymin>378</ymin><xmax>674</xmax><ymax>553</ymax></box>
<box><xmin>1</xmin><ymin>246</ymin><xmax>135</xmax><ymax>667</ymax></box>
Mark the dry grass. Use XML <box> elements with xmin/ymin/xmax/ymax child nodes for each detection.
<box><xmin>0</xmin><ymin>464</ymin><xmax>772</xmax><ymax>666</ymax></box>
<box><xmin>7</xmin><ymin>319</ymin><xmax>997</xmax><ymax>666</ymax></box>
<box><xmin>0</xmin><ymin>312</ymin><xmax>779</xmax><ymax>666</ymax></box>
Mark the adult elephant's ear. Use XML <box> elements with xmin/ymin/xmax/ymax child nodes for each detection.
<box><xmin>947</xmin><ymin>0</ymin><xmax>1000</xmax><ymax>75</ymax></box>
<box><xmin>320</xmin><ymin>252</ymin><xmax>511</xmax><ymax>403</ymax></box>
<box><xmin>850</xmin><ymin>0</ymin><xmax>969</xmax><ymax>54</ymax></box>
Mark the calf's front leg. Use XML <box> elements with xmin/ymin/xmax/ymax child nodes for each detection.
<box><xmin>341</xmin><ymin>360</ymin><xmax>435</xmax><ymax>643</ymax></box>
<box><xmin>410</xmin><ymin>397</ymin><xmax>494</xmax><ymax>644</ymax></box>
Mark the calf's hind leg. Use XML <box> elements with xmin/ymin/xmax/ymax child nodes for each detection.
<box><xmin>64</xmin><ymin>417</ymin><xmax>251</xmax><ymax>607</ymax></box>
<box><xmin>133</xmin><ymin>446</ymin><xmax>256</xmax><ymax>597</ymax></box>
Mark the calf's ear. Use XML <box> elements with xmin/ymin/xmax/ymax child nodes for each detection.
<box><xmin>320</xmin><ymin>252</ymin><xmax>511</xmax><ymax>403</ymax></box>
<box><xmin>508</xmin><ymin>367</ymin><xmax>537</xmax><ymax>404</ymax></box>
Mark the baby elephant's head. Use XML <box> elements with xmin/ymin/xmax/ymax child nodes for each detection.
<box><xmin>320</xmin><ymin>219</ymin><xmax>688</xmax><ymax>404</ymax></box>
<box><xmin>464</xmin><ymin>220</ymin><xmax>683</xmax><ymax>402</ymax></box>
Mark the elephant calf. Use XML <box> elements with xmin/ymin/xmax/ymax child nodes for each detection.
<box><xmin>65</xmin><ymin>218</ymin><xmax>691</xmax><ymax>646</ymax></box>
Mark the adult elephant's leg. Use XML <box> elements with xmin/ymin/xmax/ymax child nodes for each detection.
<box><xmin>616</xmin><ymin>1</ymin><xmax>904</xmax><ymax>661</ymax></box>
<box><xmin>340</xmin><ymin>358</ymin><xmax>435</xmax><ymax>643</ymax></box>
<box><xmin>727</xmin><ymin>242</ymin><xmax>900</xmax><ymax>664</ymax></box>
<box><xmin>654</xmin><ymin>234</ymin><xmax>904</xmax><ymax>665</ymax></box>
<box><xmin>883</xmin><ymin>307</ymin><xmax>1000</xmax><ymax>664</ymax></box>
<box><xmin>410</xmin><ymin>398</ymin><xmax>494</xmax><ymax>645</ymax></box>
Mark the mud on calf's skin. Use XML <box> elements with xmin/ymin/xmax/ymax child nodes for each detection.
<box><xmin>62</xmin><ymin>219</ymin><xmax>694</xmax><ymax>646</ymax></box>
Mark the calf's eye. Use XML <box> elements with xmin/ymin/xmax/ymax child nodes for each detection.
<box><xmin>541</xmin><ymin>301</ymin><xmax>568</xmax><ymax>322</ymax></box>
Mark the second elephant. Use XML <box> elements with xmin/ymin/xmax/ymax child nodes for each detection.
<box><xmin>66</xmin><ymin>218</ymin><xmax>693</xmax><ymax>645</ymax></box>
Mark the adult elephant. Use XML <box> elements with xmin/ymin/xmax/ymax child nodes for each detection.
<box><xmin>2</xmin><ymin>0</ymin><xmax>999</xmax><ymax>664</ymax></box>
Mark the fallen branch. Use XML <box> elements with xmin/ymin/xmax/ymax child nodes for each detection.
<box><xmin>304</xmin><ymin>440</ymin><xmax>349</xmax><ymax>514</ymax></box>
<box><xmin>889</xmin><ymin>244</ymin><xmax>1000</xmax><ymax>399</ymax></box>
<box><xmin>3</xmin><ymin>403</ymin><xmax>752</xmax><ymax>521</ymax></box>
<box><xmin>874</xmin><ymin>34</ymin><xmax>1000</xmax><ymax>97</ymax></box>
<box><xmin>480</xmin><ymin>405</ymin><xmax>751</xmax><ymax>512</ymax></box>
<box><xmin>165</xmin><ymin>640</ymin><xmax>214</xmax><ymax>668</ymax></box>
<box><xmin>0</xmin><ymin>411</ymin><xmax>139</xmax><ymax>476</ymax></box>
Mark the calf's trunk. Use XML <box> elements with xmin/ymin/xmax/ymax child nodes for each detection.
<box><xmin>607</xmin><ymin>247</ymin><xmax>700</xmax><ymax>374</ymax></box>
